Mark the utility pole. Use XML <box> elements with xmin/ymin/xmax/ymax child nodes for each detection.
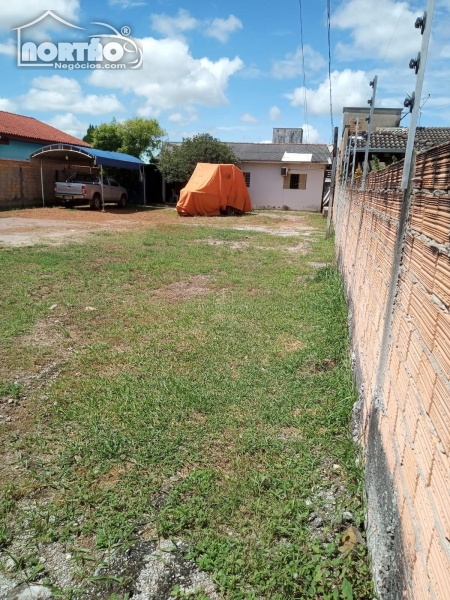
<box><xmin>362</xmin><ymin>76</ymin><xmax>378</xmax><ymax>190</ymax></box>
<box><xmin>326</xmin><ymin>126</ymin><xmax>339</xmax><ymax>239</ymax></box>
<box><xmin>401</xmin><ymin>0</ymin><xmax>435</xmax><ymax>189</ymax></box>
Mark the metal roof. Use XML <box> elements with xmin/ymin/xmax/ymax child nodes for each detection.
<box><xmin>29</xmin><ymin>144</ymin><xmax>145</xmax><ymax>170</ymax></box>
<box><xmin>225</xmin><ymin>142</ymin><xmax>331</xmax><ymax>163</ymax></box>
<box><xmin>355</xmin><ymin>127</ymin><xmax>450</xmax><ymax>152</ymax></box>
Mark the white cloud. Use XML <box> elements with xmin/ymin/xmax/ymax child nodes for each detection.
<box><xmin>151</xmin><ymin>9</ymin><xmax>198</xmax><ymax>39</ymax></box>
<box><xmin>215</xmin><ymin>125</ymin><xmax>251</xmax><ymax>131</ymax></box>
<box><xmin>287</xmin><ymin>69</ymin><xmax>370</xmax><ymax>115</ymax></box>
<box><xmin>168</xmin><ymin>109</ymin><xmax>199</xmax><ymax>125</ymax></box>
<box><xmin>272</xmin><ymin>45</ymin><xmax>326</xmax><ymax>79</ymax></box>
<box><xmin>1</xmin><ymin>0</ymin><xmax>80</xmax><ymax>30</ymax></box>
<box><xmin>0</xmin><ymin>40</ymin><xmax>16</xmax><ymax>57</ymax></box>
<box><xmin>150</xmin><ymin>10</ymin><xmax>242</xmax><ymax>43</ymax></box>
<box><xmin>88</xmin><ymin>37</ymin><xmax>243</xmax><ymax>116</ymax></box>
<box><xmin>269</xmin><ymin>106</ymin><xmax>282</xmax><ymax>121</ymax></box>
<box><xmin>332</xmin><ymin>0</ymin><xmax>422</xmax><ymax>62</ymax></box>
<box><xmin>238</xmin><ymin>65</ymin><xmax>264</xmax><ymax>79</ymax></box>
<box><xmin>45</xmin><ymin>113</ymin><xmax>88</xmax><ymax>139</ymax></box>
<box><xmin>241</xmin><ymin>113</ymin><xmax>258</xmax><ymax>123</ymax></box>
<box><xmin>301</xmin><ymin>124</ymin><xmax>323</xmax><ymax>144</ymax></box>
<box><xmin>0</xmin><ymin>98</ymin><xmax>18</xmax><ymax>112</ymax></box>
<box><xmin>21</xmin><ymin>75</ymin><xmax>125</xmax><ymax>115</ymax></box>
<box><xmin>205</xmin><ymin>15</ymin><xmax>242</xmax><ymax>43</ymax></box>
<box><xmin>109</xmin><ymin>0</ymin><xmax>145</xmax><ymax>7</ymax></box>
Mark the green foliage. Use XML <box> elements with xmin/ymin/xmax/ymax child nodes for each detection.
<box><xmin>391</xmin><ymin>155</ymin><xmax>398</xmax><ymax>164</ymax></box>
<box><xmin>82</xmin><ymin>124</ymin><xmax>97</xmax><ymax>144</ymax></box>
<box><xmin>0</xmin><ymin>381</ymin><xmax>22</xmax><ymax>399</ymax></box>
<box><xmin>158</xmin><ymin>133</ymin><xmax>240</xmax><ymax>184</ymax></box>
<box><xmin>91</xmin><ymin>117</ymin><xmax>165</xmax><ymax>161</ymax></box>
<box><xmin>370</xmin><ymin>155</ymin><xmax>384</xmax><ymax>172</ymax></box>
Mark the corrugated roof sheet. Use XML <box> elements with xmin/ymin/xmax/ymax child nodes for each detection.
<box><xmin>225</xmin><ymin>142</ymin><xmax>331</xmax><ymax>163</ymax></box>
<box><xmin>0</xmin><ymin>111</ymin><xmax>91</xmax><ymax>147</ymax></box>
<box><xmin>355</xmin><ymin>127</ymin><xmax>450</xmax><ymax>151</ymax></box>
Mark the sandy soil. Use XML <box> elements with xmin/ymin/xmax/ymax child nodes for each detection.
<box><xmin>0</xmin><ymin>206</ymin><xmax>319</xmax><ymax>247</ymax></box>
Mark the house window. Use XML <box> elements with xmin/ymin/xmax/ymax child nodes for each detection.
<box><xmin>289</xmin><ymin>174</ymin><xmax>299</xmax><ymax>189</ymax></box>
<box><xmin>289</xmin><ymin>174</ymin><xmax>307</xmax><ymax>190</ymax></box>
<box><xmin>243</xmin><ymin>172</ymin><xmax>251</xmax><ymax>187</ymax></box>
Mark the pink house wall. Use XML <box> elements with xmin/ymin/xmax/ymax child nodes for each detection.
<box><xmin>239</xmin><ymin>161</ymin><xmax>325</xmax><ymax>211</ymax></box>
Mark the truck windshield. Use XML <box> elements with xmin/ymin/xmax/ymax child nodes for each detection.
<box><xmin>66</xmin><ymin>174</ymin><xmax>99</xmax><ymax>183</ymax></box>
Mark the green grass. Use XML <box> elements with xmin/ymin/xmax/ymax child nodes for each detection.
<box><xmin>0</xmin><ymin>211</ymin><xmax>374</xmax><ymax>599</ymax></box>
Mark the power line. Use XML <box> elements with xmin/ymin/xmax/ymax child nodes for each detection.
<box><xmin>298</xmin><ymin>0</ymin><xmax>309</xmax><ymax>142</ymax></box>
<box><xmin>421</xmin><ymin>100</ymin><xmax>450</xmax><ymax>109</ymax></box>
<box><xmin>326</xmin><ymin>0</ymin><xmax>334</xmax><ymax>137</ymax></box>
<box><xmin>381</xmin><ymin>4</ymin><xmax>406</xmax><ymax>64</ymax></box>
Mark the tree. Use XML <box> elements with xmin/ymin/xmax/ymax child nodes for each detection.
<box><xmin>91</xmin><ymin>117</ymin><xmax>165</xmax><ymax>161</ymax></box>
<box><xmin>92</xmin><ymin>119</ymin><xmax>122</xmax><ymax>153</ymax></box>
<box><xmin>158</xmin><ymin>133</ymin><xmax>240</xmax><ymax>184</ymax></box>
<box><xmin>83</xmin><ymin>124</ymin><xmax>97</xmax><ymax>144</ymax></box>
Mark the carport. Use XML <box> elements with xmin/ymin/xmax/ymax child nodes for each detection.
<box><xmin>29</xmin><ymin>144</ymin><xmax>146</xmax><ymax>211</ymax></box>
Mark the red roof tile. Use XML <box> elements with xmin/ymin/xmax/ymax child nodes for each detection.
<box><xmin>0</xmin><ymin>111</ymin><xmax>91</xmax><ymax>147</ymax></box>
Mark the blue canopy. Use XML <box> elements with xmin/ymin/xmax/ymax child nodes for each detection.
<box><xmin>30</xmin><ymin>144</ymin><xmax>145</xmax><ymax>171</ymax></box>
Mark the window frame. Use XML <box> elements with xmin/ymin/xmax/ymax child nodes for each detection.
<box><xmin>288</xmin><ymin>173</ymin><xmax>307</xmax><ymax>190</ymax></box>
<box><xmin>243</xmin><ymin>171</ymin><xmax>251</xmax><ymax>188</ymax></box>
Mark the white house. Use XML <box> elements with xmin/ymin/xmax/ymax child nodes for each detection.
<box><xmin>226</xmin><ymin>141</ymin><xmax>331</xmax><ymax>211</ymax></box>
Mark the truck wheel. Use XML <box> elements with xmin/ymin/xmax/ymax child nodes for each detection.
<box><xmin>118</xmin><ymin>194</ymin><xmax>127</xmax><ymax>208</ymax></box>
<box><xmin>90</xmin><ymin>194</ymin><xmax>102</xmax><ymax>210</ymax></box>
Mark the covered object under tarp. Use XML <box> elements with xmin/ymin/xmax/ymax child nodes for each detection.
<box><xmin>176</xmin><ymin>163</ymin><xmax>252</xmax><ymax>217</ymax></box>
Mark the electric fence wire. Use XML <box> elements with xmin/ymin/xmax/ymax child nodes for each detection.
<box><xmin>298</xmin><ymin>0</ymin><xmax>309</xmax><ymax>142</ymax></box>
<box><xmin>326</xmin><ymin>0</ymin><xmax>334</xmax><ymax>139</ymax></box>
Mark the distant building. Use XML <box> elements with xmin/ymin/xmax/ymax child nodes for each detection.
<box><xmin>272</xmin><ymin>128</ymin><xmax>303</xmax><ymax>144</ymax></box>
<box><xmin>0</xmin><ymin>110</ymin><xmax>90</xmax><ymax>161</ymax></box>
<box><xmin>227</xmin><ymin>139</ymin><xmax>331</xmax><ymax>211</ymax></box>
<box><xmin>0</xmin><ymin>110</ymin><xmax>90</xmax><ymax>209</ymax></box>
<box><xmin>339</xmin><ymin>106</ymin><xmax>450</xmax><ymax>174</ymax></box>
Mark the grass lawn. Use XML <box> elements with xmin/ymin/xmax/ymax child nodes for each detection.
<box><xmin>0</xmin><ymin>210</ymin><xmax>374</xmax><ymax>599</ymax></box>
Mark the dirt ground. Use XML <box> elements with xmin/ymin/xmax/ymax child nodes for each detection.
<box><xmin>0</xmin><ymin>206</ymin><xmax>318</xmax><ymax>247</ymax></box>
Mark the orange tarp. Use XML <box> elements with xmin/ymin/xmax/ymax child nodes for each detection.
<box><xmin>176</xmin><ymin>163</ymin><xmax>252</xmax><ymax>217</ymax></box>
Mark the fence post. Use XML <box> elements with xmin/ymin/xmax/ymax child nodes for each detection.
<box><xmin>373</xmin><ymin>152</ymin><xmax>416</xmax><ymax>411</ymax></box>
<box><xmin>326</xmin><ymin>126</ymin><xmax>339</xmax><ymax>239</ymax></box>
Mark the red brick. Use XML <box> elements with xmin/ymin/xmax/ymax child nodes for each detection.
<box><xmin>414</xmin><ymin>415</ymin><xmax>436</xmax><ymax>486</ymax></box>
<box><xmin>429</xmin><ymin>451</ymin><xmax>450</xmax><ymax>541</ymax></box>
<box><xmin>432</xmin><ymin>312</ymin><xmax>450</xmax><ymax>377</ymax></box>
<box><xmin>417</xmin><ymin>353</ymin><xmax>438</xmax><ymax>414</ymax></box>
<box><xmin>412</xmin><ymin>551</ymin><xmax>433</xmax><ymax>600</ymax></box>
<box><xmin>404</xmin><ymin>387</ymin><xmax>421</xmax><ymax>442</ymax></box>
<box><xmin>427</xmin><ymin>530</ymin><xmax>450</xmax><ymax>600</ymax></box>
<box><xmin>401</xmin><ymin>497</ymin><xmax>418</xmax><ymax>568</ymax></box>
<box><xmin>395</xmin><ymin>409</ymin><xmax>408</xmax><ymax>463</ymax></box>
<box><xmin>429</xmin><ymin>377</ymin><xmax>450</xmax><ymax>454</ymax></box>
<box><xmin>401</xmin><ymin>440</ymin><xmax>419</xmax><ymax>501</ymax></box>
<box><xmin>407</xmin><ymin>331</ymin><xmax>423</xmax><ymax>382</ymax></box>
<box><xmin>414</xmin><ymin>479</ymin><xmax>434</xmax><ymax>556</ymax></box>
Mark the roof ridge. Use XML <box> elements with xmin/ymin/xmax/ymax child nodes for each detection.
<box><xmin>0</xmin><ymin>110</ymin><xmax>38</xmax><ymax>121</ymax></box>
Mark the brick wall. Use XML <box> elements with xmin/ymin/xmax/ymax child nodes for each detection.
<box><xmin>334</xmin><ymin>142</ymin><xmax>450</xmax><ymax>599</ymax></box>
<box><xmin>0</xmin><ymin>159</ymin><xmax>69</xmax><ymax>209</ymax></box>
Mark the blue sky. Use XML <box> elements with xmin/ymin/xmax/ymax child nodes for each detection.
<box><xmin>1</xmin><ymin>0</ymin><xmax>450</xmax><ymax>146</ymax></box>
